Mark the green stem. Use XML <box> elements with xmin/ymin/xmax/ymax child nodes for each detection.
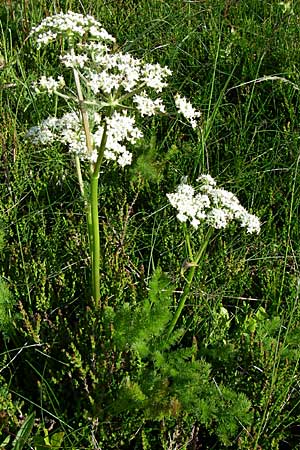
<box><xmin>94</xmin><ymin>121</ymin><xmax>108</xmax><ymax>174</ymax></box>
<box><xmin>74</xmin><ymin>155</ymin><xmax>85</xmax><ymax>197</ymax></box>
<box><xmin>72</xmin><ymin>51</ymin><xmax>113</xmax><ymax>306</ymax></box>
<box><xmin>90</xmin><ymin>172</ymin><xmax>100</xmax><ymax>306</ymax></box>
<box><xmin>116</xmin><ymin>82</ymin><xmax>146</xmax><ymax>104</ymax></box>
<box><xmin>166</xmin><ymin>227</ymin><xmax>213</xmax><ymax>338</ymax></box>
<box><xmin>167</xmin><ymin>264</ymin><xmax>197</xmax><ymax>339</ymax></box>
<box><xmin>184</xmin><ymin>224</ymin><xmax>194</xmax><ymax>261</ymax></box>
<box><xmin>72</xmin><ymin>56</ymin><xmax>103</xmax><ymax>305</ymax></box>
<box><xmin>89</xmin><ymin>123</ymin><xmax>108</xmax><ymax>308</ymax></box>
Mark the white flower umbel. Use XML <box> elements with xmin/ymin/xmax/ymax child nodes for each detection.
<box><xmin>28</xmin><ymin>13</ymin><xmax>175</xmax><ymax>167</ymax></box>
<box><xmin>26</xmin><ymin>112</ymin><xmax>91</xmax><ymax>159</ymax></box>
<box><xmin>34</xmin><ymin>75</ymin><xmax>65</xmax><ymax>94</ymax></box>
<box><xmin>141</xmin><ymin>63</ymin><xmax>172</xmax><ymax>92</ymax></box>
<box><xmin>91</xmin><ymin>52</ymin><xmax>141</xmax><ymax>93</ymax></box>
<box><xmin>30</xmin><ymin>11</ymin><xmax>115</xmax><ymax>47</ymax></box>
<box><xmin>28</xmin><ymin>12</ymin><xmax>202</xmax><ymax>169</ymax></box>
<box><xmin>133</xmin><ymin>92</ymin><xmax>165</xmax><ymax>116</ymax></box>
<box><xmin>60</xmin><ymin>52</ymin><xmax>88</xmax><ymax>68</ymax></box>
<box><xmin>174</xmin><ymin>93</ymin><xmax>201</xmax><ymax>128</ymax></box>
<box><xmin>167</xmin><ymin>175</ymin><xmax>261</xmax><ymax>233</ymax></box>
<box><xmin>106</xmin><ymin>111</ymin><xmax>143</xmax><ymax>143</ymax></box>
<box><xmin>27</xmin><ymin>110</ymin><xmax>142</xmax><ymax>167</ymax></box>
<box><xmin>166</xmin><ymin>175</ymin><xmax>260</xmax><ymax>338</ymax></box>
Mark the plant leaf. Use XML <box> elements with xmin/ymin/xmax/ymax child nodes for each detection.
<box><xmin>12</xmin><ymin>412</ymin><xmax>35</xmax><ymax>450</ymax></box>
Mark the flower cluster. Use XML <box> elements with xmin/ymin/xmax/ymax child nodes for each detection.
<box><xmin>28</xmin><ymin>11</ymin><xmax>201</xmax><ymax>167</ymax></box>
<box><xmin>167</xmin><ymin>175</ymin><xmax>261</xmax><ymax>233</ymax></box>
<box><xmin>29</xmin><ymin>11</ymin><xmax>115</xmax><ymax>47</ymax></box>
<box><xmin>60</xmin><ymin>52</ymin><xmax>88</xmax><ymax>68</ymax></box>
<box><xmin>174</xmin><ymin>94</ymin><xmax>201</xmax><ymax>128</ymax></box>
<box><xmin>85</xmin><ymin>51</ymin><xmax>172</xmax><ymax>95</ymax></box>
<box><xmin>26</xmin><ymin>110</ymin><xmax>143</xmax><ymax>167</ymax></box>
<box><xmin>34</xmin><ymin>75</ymin><xmax>65</xmax><ymax>94</ymax></box>
<box><xmin>133</xmin><ymin>92</ymin><xmax>166</xmax><ymax>116</ymax></box>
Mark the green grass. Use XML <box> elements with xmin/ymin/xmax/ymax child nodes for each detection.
<box><xmin>1</xmin><ymin>0</ymin><xmax>300</xmax><ymax>449</ymax></box>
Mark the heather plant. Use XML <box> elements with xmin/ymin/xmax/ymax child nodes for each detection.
<box><xmin>0</xmin><ymin>277</ymin><xmax>15</xmax><ymax>338</ymax></box>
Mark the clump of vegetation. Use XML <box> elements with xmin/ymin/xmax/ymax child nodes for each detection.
<box><xmin>0</xmin><ymin>1</ymin><xmax>300</xmax><ymax>449</ymax></box>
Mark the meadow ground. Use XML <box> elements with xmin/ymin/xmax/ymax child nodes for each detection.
<box><xmin>0</xmin><ymin>1</ymin><xmax>300</xmax><ymax>449</ymax></box>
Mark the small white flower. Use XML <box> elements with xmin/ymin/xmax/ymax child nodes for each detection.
<box><xmin>35</xmin><ymin>75</ymin><xmax>65</xmax><ymax>94</ymax></box>
<box><xmin>177</xmin><ymin>212</ymin><xmax>188</xmax><ymax>222</ymax></box>
<box><xmin>117</xmin><ymin>150</ymin><xmax>132</xmax><ymax>167</ymax></box>
<box><xmin>197</xmin><ymin>174</ymin><xmax>216</xmax><ymax>186</ymax></box>
<box><xmin>174</xmin><ymin>94</ymin><xmax>201</xmax><ymax>128</ymax></box>
<box><xmin>141</xmin><ymin>63</ymin><xmax>172</xmax><ymax>92</ymax></box>
<box><xmin>35</xmin><ymin>30</ymin><xmax>58</xmax><ymax>46</ymax></box>
<box><xmin>104</xmin><ymin>149</ymin><xmax>117</xmax><ymax>161</ymax></box>
<box><xmin>93</xmin><ymin>126</ymin><xmax>105</xmax><ymax>147</ymax></box>
<box><xmin>106</xmin><ymin>112</ymin><xmax>142</xmax><ymax>144</ymax></box>
<box><xmin>191</xmin><ymin>217</ymin><xmax>200</xmax><ymax>228</ymax></box>
<box><xmin>207</xmin><ymin>208</ymin><xmax>228</xmax><ymax>229</ymax></box>
<box><xmin>60</xmin><ymin>52</ymin><xmax>88</xmax><ymax>68</ymax></box>
<box><xmin>88</xmin><ymin>52</ymin><xmax>142</xmax><ymax>93</ymax></box>
<box><xmin>236</xmin><ymin>211</ymin><xmax>261</xmax><ymax>234</ymax></box>
<box><xmin>246</xmin><ymin>215</ymin><xmax>261</xmax><ymax>234</ymax></box>
<box><xmin>133</xmin><ymin>92</ymin><xmax>165</xmax><ymax>116</ymax></box>
<box><xmin>89</xmin><ymin>26</ymin><xmax>115</xmax><ymax>42</ymax></box>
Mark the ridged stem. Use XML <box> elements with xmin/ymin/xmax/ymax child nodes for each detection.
<box><xmin>166</xmin><ymin>227</ymin><xmax>213</xmax><ymax>338</ymax></box>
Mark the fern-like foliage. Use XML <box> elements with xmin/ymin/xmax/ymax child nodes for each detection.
<box><xmin>105</xmin><ymin>267</ymin><xmax>183</xmax><ymax>358</ymax></box>
<box><xmin>105</xmin><ymin>267</ymin><xmax>252</xmax><ymax>445</ymax></box>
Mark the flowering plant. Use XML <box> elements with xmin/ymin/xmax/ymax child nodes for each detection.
<box><xmin>22</xmin><ymin>14</ymin><xmax>264</xmax><ymax>438</ymax></box>
<box><xmin>166</xmin><ymin>175</ymin><xmax>260</xmax><ymax>335</ymax></box>
<box><xmin>27</xmin><ymin>11</ymin><xmax>201</xmax><ymax>306</ymax></box>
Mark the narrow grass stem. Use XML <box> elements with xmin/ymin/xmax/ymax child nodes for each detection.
<box><xmin>184</xmin><ymin>224</ymin><xmax>194</xmax><ymax>261</ymax></box>
<box><xmin>276</xmin><ymin>151</ymin><xmax>300</xmax><ymax>312</ymax></box>
<box><xmin>74</xmin><ymin>155</ymin><xmax>94</xmax><ymax>266</ymax></box>
<box><xmin>167</xmin><ymin>228</ymin><xmax>213</xmax><ymax>338</ymax></box>
<box><xmin>74</xmin><ymin>155</ymin><xmax>85</xmax><ymax>198</ymax></box>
